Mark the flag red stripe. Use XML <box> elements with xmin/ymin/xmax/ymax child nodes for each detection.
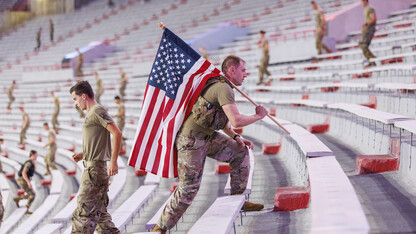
<box><xmin>141</xmin><ymin>97</ymin><xmax>165</xmax><ymax>170</ymax></box>
<box><xmin>129</xmin><ymin>88</ymin><xmax>160</xmax><ymax>168</ymax></box>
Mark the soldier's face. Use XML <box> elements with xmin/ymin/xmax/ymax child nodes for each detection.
<box><xmin>72</xmin><ymin>92</ymin><xmax>86</xmax><ymax>110</ymax></box>
<box><xmin>233</xmin><ymin>61</ymin><xmax>247</xmax><ymax>86</ymax></box>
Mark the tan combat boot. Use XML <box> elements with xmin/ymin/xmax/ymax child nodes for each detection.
<box><xmin>13</xmin><ymin>197</ymin><xmax>21</xmax><ymax>207</ymax></box>
<box><xmin>151</xmin><ymin>224</ymin><xmax>166</xmax><ymax>234</ymax></box>
<box><xmin>242</xmin><ymin>201</ymin><xmax>264</xmax><ymax>212</ymax></box>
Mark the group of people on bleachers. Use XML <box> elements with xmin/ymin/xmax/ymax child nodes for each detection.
<box><xmin>34</xmin><ymin>19</ymin><xmax>54</xmax><ymax>52</ymax></box>
<box><xmin>254</xmin><ymin>0</ymin><xmax>377</xmax><ymax>85</ymax></box>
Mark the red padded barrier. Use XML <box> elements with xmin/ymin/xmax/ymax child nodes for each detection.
<box><xmin>274</xmin><ymin>186</ymin><xmax>310</xmax><ymax>211</ymax></box>
<box><xmin>355</xmin><ymin>154</ymin><xmax>399</xmax><ymax>174</ymax></box>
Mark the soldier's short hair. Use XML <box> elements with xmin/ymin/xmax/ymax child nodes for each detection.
<box><xmin>30</xmin><ymin>150</ymin><xmax>37</xmax><ymax>157</ymax></box>
<box><xmin>0</xmin><ymin>138</ymin><xmax>3</xmax><ymax>142</ymax></box>
<box><xmin>114</xmin><ymin>96</ymin><xmax>121</xmax><ymax>100</ymax></box>
<box><xmin>311</xmin><ymin>1</ymin><xmax>316</xmax><ymax>4</ymax></box>
<box><xmin>43</xmin><ymin>122</ymin><xmax>48</xmax><ymax>126</ymax></box>
<box><xmin>259</xmin><ymin>30</ymin><xmax>266</xmax><ymax>34</ymax></box>
<box><xmin>221</xmin><ymin>55</ymin><xmax>245</xmax><ymax>74</ymax></box>
<box><xmin>69</xmin><ymin>81</ymin><xmax>94</xmax><ymax>99</ymax></box>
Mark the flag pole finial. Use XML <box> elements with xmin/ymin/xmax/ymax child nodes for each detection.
<box><xmin>158</xmin><ymin>22</ymin><xmax>166</xmax><ymax>30</ymax></box>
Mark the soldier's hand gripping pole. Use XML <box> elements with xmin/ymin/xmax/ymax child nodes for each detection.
<box><xmin>157</xmin><ymin>22</ymin><xmax>290</xmax><ymax>135</ymax></box>
<box><xmin>228</xmin><ymin>83</ymin><xmax>290</xmax><ymax>135</ymax></box>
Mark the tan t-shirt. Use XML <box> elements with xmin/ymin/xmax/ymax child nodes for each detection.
<box><xmin>181</xmin><ymin>78</ymin><xmax>235</xmax><ymax>136</ymax></box>
<box><xmin>315</xmin><ymin>9</ymin><xmax>324</xmax><ymax>29</ymax></box>
<box><xmin>364</xmin><ymin>6</ymin><xmax>375</xmax><ymax>24</ymax></box>
<box><xmin>48</xmin><ymin>129</ymin><xmax>56</xmax><ymax>148</ymax></box>
<box><xmin>22</xmin><ymin>112</ymin><xmax>30</xmax><ymax>127</ymax></box>
<box><xmin>261</xmin><ymin>38</ymin><xmax>269</xmax><ymax>55</ymax></box>
<box><xmin>82</xmin><ymin>105</ymin><xmax>114</xmax><ymax>161</ymax></box>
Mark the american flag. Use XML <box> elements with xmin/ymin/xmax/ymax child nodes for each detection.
<box><xmin>128</xmin><ymin>28</ymin><xmax>221</xmax><ymax>178</ymax></box>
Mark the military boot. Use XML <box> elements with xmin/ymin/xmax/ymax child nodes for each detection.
<box><xmin>44</xmin><ymin>166</ymin><xmax>51</xmax><ymax>176</ymax></box>
<box><xmin>151</xmin><ymin>224</ymin><xmax>166</xmax><ymax>234</ymax></box>
<box><xmin>242</xmin><ymin>201</ymin><xmax>264</xmax><ymax>211</ymax></box>
<box><xmin>13</xmin><ymin>197</ymin><xmax>21</xmax><ymax>207</ymax></box>
<box><xmin>25</xmin><ymin>209</ymin><xmax>32</xmax><ymax>215</ymax></box>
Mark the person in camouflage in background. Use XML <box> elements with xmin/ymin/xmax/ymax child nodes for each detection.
<box><xmin>43</xmin><ymin>123</ymin><xmax>58</xmax><ymax>176</ymax></box>
<box><xmin>112</xmin><ymin>96</ymin><xmax>126</xmax><ymax>151</ymax></box>
<box><xmin>118</xmin><ymin>67</ymin><xmax>128</xmax><ymax>99</ymax></box>
<box><xmin>51</xmin><ymin>91</ymin><xmax>60</xmax><ymax>132</ymax></box>
<box><xmin>359</xmin><ymin>0</ymin><xmax>377</xmax><ymax>67</ymax></box>
<box><xmin>311</xmin><ymin>1</ymin><xmax>332</xmax><ymax>55</ymax></box>
<box><xmin>49</xmin><ymin>19</ymin><xmax>54</xmax><ymax>42</ymax></box>
<box><xmin>13</xmin><ymin>150</ymin><xmax>37</xmax><ymax>215</ymax></box>
<box><xmin>35</xmin><ymin>27</ymin><xmax>41</xmax><ymax>51</ymax></box>
<box><xmin>19</xmin><ymin>106</ymin><xmax>30</xmax><ymax>146</ymax></box>
<box><xmin>94</xmin><ymin>72</ymin><xmax>104</xmax><ymax>104</ymax></box>
<box><xmin>257</xmin><ymin>30</ymin><xmax>271</xmax><ymax>85</ymax></box>
<box><xmin>76</xmin><ymin>48</ymin><xmax>84</xmax><ymax>77</ymax></box>
<box><xmin>7</xmin><ymin>80</ymin><xmax>16</xmax><ymax>110</ymax></box>
<box><xmin>152</xmin><ymin>55</ymin><xmax>268</xmax><ymax>233</ymax></box>
<box><xmin>70</xmin><ymin>81</ymin><xmax>121</xmax><ymax>234</ymax></box>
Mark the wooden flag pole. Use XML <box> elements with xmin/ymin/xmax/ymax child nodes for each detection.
<box><xmin>157</xmin><ymin>22</ymin><xmax>290</xmax><ymax>135</ymax></box>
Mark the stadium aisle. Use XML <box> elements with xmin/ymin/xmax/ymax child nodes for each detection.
<box><xmin>316</xmin><ymin>134</ymin><xmax>416</xmax><ymax>233</ymax></box>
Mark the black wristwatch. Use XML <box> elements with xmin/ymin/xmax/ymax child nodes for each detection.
<box><xmin>233</xmin><ymin>134</ymin><xmax>241</xmax><ymax>140</ymax></box>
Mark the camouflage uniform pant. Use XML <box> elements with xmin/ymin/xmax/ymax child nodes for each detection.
<box><xmin>315</xmin><ymin>31</ymin><xmax>331</xmax><ymax>55</ymax></box>
<box><xmin>16</xmin><ymin>176</ymin><xmax>36</xmax><ymax>209</ymax></box>
<box><xmin>75</xmin><ymin>106</ymin><xmax>85</xmax><ymax>118</ymax></box>
<box><xmin>0</xmin><ymin>190</ymin><xmax>4</xmax><ymax>225</ymax></box>
<box><xmin>359</xmin><ymin>25</ymin><xmax>376</xmax><ymax>59</ymax></box>
<box><xmin>76</xmin><ymin>62</ymin><xmax>83</xmax><ymax>77</ymax></box>
<box><xmin>116</xmin><ymin>118</ymin><xmax>125</xmax><ymax>146</ymax></box>
<box><xmin>119</xmin><ymin>84</ymin><xmax>126</xmax><ymax>98</ymax></box>
<box><xmin>95</xmin><ymin>92</ymin><xmax>101</xmax><ymax>104</ymax></box>
<box><xmin>71</xmin><ymin>163</ymin><xmax>119</xmax><ymax>234</ymax></box>
<box><xmin>157</xmin><ymin>130</ymin><xmax>250</xmax><ymax>230</ymax></box>
<box><xmin>45</xmin><ymin>144</ymin><xmax>58</xmax><ymax>172</ymax></box>
<box><xmin>258</xmin><ymin>53</ymin><xmax>271</xmax><ymax>83</ymax></box>
<box><xmin>7</xmin><ymin>94</ymin><xmax>15</xmax><ymax>109</ymax></box>
<box><xmin>19</xmin><ymin>124</ymin><xmax>30</xmax><ymax>145</ymax></box>
<box><xmin>52</xmin><ymin>110</ymin><xmax>59</xmax><ymax>130</ymax></box>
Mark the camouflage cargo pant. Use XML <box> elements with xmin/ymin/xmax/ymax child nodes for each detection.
<box><xmin>315</xmin><ymin>31</ymin><xmax>331</xmax><ymax>55</ymax></box>
<box><xmin>359</xmin><ymin>25</ymin><xmax>376</xmax><ymax>59</ymax></box>
<box><xmin>95</xmin><ymin>92</ymin><xmax>101</xmax><ymax>104</ymax></box>
<box><xmin>52</xmin><ymin>110</ymin><xmax>59</xmax><ymax>130</ymax></box>
<box><xmin>71</xmin><ymin>162</ymin><xmax>120</xmax><ymax>234</ymax></box>
<box><xmin>45</xmin><ymin>144</ymin><xmax>58</xmax><ymax>172</ymax></box>
<box><xmin>7</xmin><ymin>94</ymin><xmax>15</xmax><ymax>109</ymax></box>
<box><xmin>157</xmin><ymin>130</ymin><xmax>250</xmax><ymax>230</ymax></box>
<box><xmin>119</xmin><ymin>84</ymin><xmax>126</xmax><ymax>98</ymax></box>
<box><xmin>19</xmin><ymin>124</ymin><xmax>30</xmax><ymax>144</ymax></box>
<box><xmin>258</xmin><ymin>52</ymin><xmax>271</xmax><ymax>83</ymax></box>
<box><xmin>0</xmin><ymin>190</ymin><xmax>4</xmax><ymax>225</ymax></box>
<box><xmin>16</xmin><ymin>176</ymin><xmax>35</xmax><ymax>208</ymax></box>
<box><xmin>116</xmin><ymin>118</ymin><xmax>125</xmax><ymax>147</ymax></box>
<box><xmin>75</xmin><ymin>106</ymin><xmax>85</xmax><ymax>118</ymax></box>
<box><xmin>76</xmin><ymin>62</ymin><xmax>83</xmax><ymax>77</ymax></box>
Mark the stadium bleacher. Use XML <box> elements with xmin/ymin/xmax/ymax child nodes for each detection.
<box><xmin>1</xmin><ymin>0</ymin><xmax>416</xmax><ymax>233</ymax></box>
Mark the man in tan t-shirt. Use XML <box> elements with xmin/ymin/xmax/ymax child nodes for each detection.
<box><xmin>94</xmin><ymin>72</ymin><xmax>104</xmax><ymax>104</ymax></box>
<box><xmin>51</xmin><ymin>91</ymin><xmax>60</xmax><ymax>132</ymax></box>
<box><xmin>7</xmin><ymin>80</ymin><xmax>16</xmax><ymax>110</ymax></box>
<box><xmin>153</xmin><ymin>55</ymin><xmax>268</xmax><ymax>233</ymax></box>
<box><xmin>311</xmin><ymin>1</ymin><xmax>332</xmax><ymax>55</ymax></box>
<box><xmin>359</xmin><ymin>0</ymin><xmax>377</xmax><ymax>67</ymax></box>
<box><xmin>19</xmin><ymin>107</ymin><xmax>30</xmax><ymax>146</ymax></box>
<box><xmin>43</xmin><ymin>123</ymin><xmax>57</xmax><ymax>175</ymax></box>
<box><xmin>69</xmin><ymin>81</ymin><xmax>121</xmax><ymax>234</ymax></box>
